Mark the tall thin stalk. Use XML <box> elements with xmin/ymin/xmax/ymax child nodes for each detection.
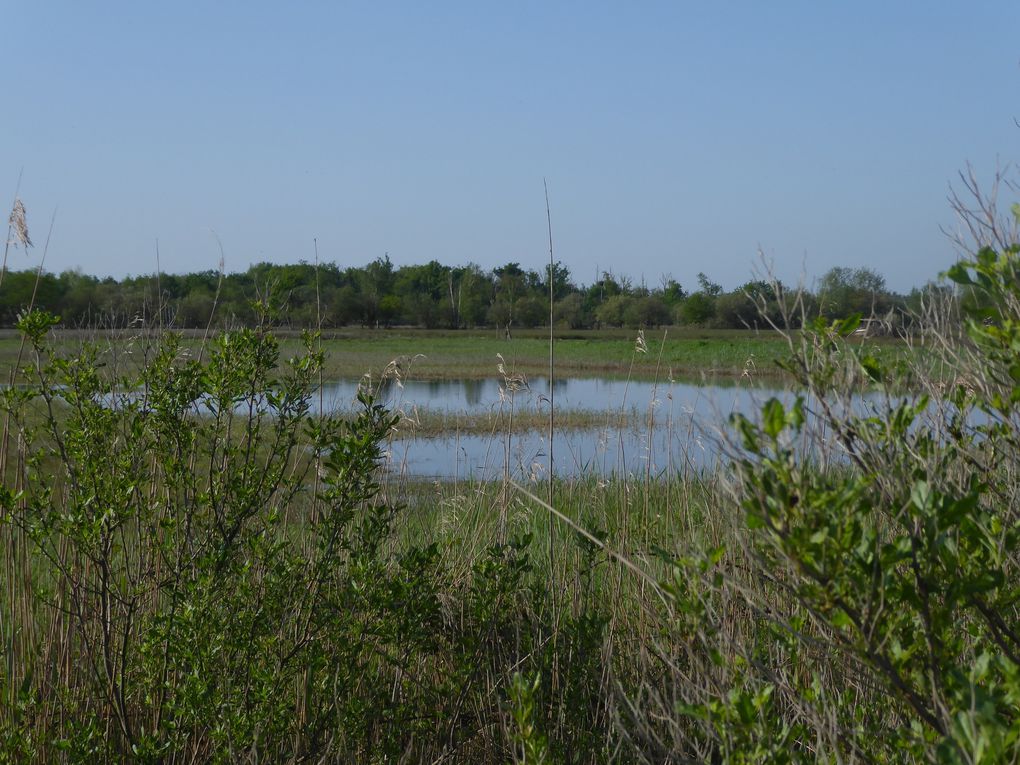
<box><xmin>0</xmin><ymin>170</ymin><xmax>25</xmax><ymax>295</ymax></box>
<box><xmin>1</xmin><ymin>202</ymin><xmax>49</xmax><ymax>479</ymax></box>
<box><xmin>197</xmin><ymin>232</ymin><xmax>226</xmax><ymax>365</ymax></box>
<box><xmin>154</xmin><ymin>238</ymin><xmax>164</xmax><ymax>332</ymax></box>
<box><xmin>544</xmin><ymin>180</ymin><xmax>555</xmax><ymax>536</ymax></box>
<box><xmin>2</xmin><ymin>200</ymin><xmax>49</xmax><ymax>718</ymax></box>
<box><xmin>311</xmin><ymin>237</ymin><xmax>324</xmax><ymax>530</ymax></box>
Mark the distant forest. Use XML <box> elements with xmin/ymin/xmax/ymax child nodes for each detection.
<box><xmin>0</xmin><ymin>257</ymin><xmax>947</xmax><ymax>331</ymax></box>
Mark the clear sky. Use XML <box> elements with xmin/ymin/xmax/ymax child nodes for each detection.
<box><xmin>4</xmin><ymin>2</ymin><xmax>1019</xmax><ymax>292</ymax></box>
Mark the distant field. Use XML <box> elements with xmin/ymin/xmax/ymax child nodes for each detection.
<box><xmin>307</xmin><ymin>327</ymin><xmax>788</xmax><ymax>381</ymax></box>
<box><xmin>0</xmin><ymin>325</ymin><xmax>909</xmax><ymax>382</ymax></box>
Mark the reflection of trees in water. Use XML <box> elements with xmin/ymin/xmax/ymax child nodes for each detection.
<box><xmin>328</xmin><ymin>374</ymin><xmax>786</xmax><ymax>422</ymax></box>
<box><xmin>375</xmin><ymin>377</ymin><xmax>396</xmax><ymax>398</ymax></box>
<box><xmin>529</xmin><ymin>377</ymin><xmax>569</xmax><ymax>398</ymax></box>
<box><xmin>463</xmin><ymin>379</ymin><xmax>484</xmax><ymax>407</ymax></box>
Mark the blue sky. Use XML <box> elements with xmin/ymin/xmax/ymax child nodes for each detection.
<box><xmin>4</xmin><ymin>2</ymin><xmax>1018</xmax><ymax>292</ymax></box>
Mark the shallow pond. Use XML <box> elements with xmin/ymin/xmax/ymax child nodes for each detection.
<box><xmin>96</xmin><ymin>374</ymin><xmax>905</xmax><ymax>480</ymax></box>
<box><xmin>317</xmin><ymin>376</ymin><xmax>797</xmax><ymax>480</ymax></box>
<box><xmin>318</xmin><ymin>375</ymin><xmax>771</xmax><ymax>417</ymax></box>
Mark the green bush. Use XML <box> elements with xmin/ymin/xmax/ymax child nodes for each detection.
<box><xmin>656</xmin><ymin>238</ymin><xmax>1020</xmax><ymax>761</ymax></box>
<box><xmin>0</xmin><ymin>317</ymin><xmax>619</xmax><ymax>762</ymax></box>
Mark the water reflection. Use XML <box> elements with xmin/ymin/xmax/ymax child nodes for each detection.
<box><xmin>463</xmin><ymin>379</ymin><xmax>484</xmax><ymax>407</ymax></box>
<box><xmin>93</xmin><ymin>374</ymin><xmax>914</xmax><ymax>479</ymax></box>
<box><xmin>318</xmin><ymin>376</ymin><xmax>784</xmax><ymax>418</ymax></box>
<box><xmin>313</xmin><ymin>376</ymin><xmax>795</xmax><ymax>480</ymax></box>
<box><xmin>91</xmin><ymin>375</ymin><xmax>954</xmax><ymax>480</ymax></box>
<box><xmin>383</xmin><ymin>423</ymin><xmax>724</xmax><ymax>482</ymax></box>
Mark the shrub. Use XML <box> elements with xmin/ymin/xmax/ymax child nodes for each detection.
<box><xmin>0</xmin><ymin>314</ymin><xmax>619</xmax><ymax>762</ymax></box>
<box><xmin>642</xmin><ymin>235</ymin><xmax>1020</xmax><ymax>761</ymax></box>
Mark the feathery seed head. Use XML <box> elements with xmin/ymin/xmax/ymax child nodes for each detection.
<box><xmin>8</xmin><ymin>198</ymin><xmax>32</xmax><ymax>249</ymax></box>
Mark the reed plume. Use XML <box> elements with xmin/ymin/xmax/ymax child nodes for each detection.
<box><xmin>8</xmin><ymin>198</ymin><xmax>32</xmax><ymax>249</ymax></box>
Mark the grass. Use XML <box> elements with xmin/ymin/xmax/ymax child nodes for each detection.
<box><xmin>388</xmin><ymin>406</ymin><xmax>643</xmax><ymax>438</ymax></box>
<box><xmin>0</xmin><ymin>325</ymin><xmax>913</xmax><ymax>382</ymax></box>
<box><xmin>0</xmin><ymin>266</ymin><xmax>966</xmax><ymax>764</ymax></box>
<box><xmin>2</xmin><ymin>303</ymin><xmax>1012</xmax><ymax>762</ymax></box>
<box><xmin>3</xmin><ymin>169</ymin><xmax>1015</xmax><ymax>762</ymax></box>
<box><xmin>305</xmin><ymin>327</ymin><xmax>795</xmax><ymax>381</ymax></box>
<box><xmin>384</xmin><ymin>474</ymin><xmax>722</xmax><ymax>559</ymax></box>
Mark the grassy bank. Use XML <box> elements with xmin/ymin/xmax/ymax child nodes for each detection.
<box><xmin>388</xmin><ymin>406</ymin><xmax>643</xmax><ymax>438</ymax></box>
<box><xmin>0</xmin><ymin>325</ymin><xmax>912</xmax><ymax>383</ymax></box>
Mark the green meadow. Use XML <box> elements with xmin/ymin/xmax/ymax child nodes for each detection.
<box><xmin>0</xmin><ymin>325</ymin><xmax>915</xmax><ymax>384</ymax></box>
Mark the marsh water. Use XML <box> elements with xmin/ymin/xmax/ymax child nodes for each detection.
<box><xmin>317</xmin><ymin>376</ymin><xmax>798</xmax><ymax>480</ymax></box>
<box><xmin>99</xmin><ymin>374</ymin><xmax>901</xmax><ymax>480</ymax></box>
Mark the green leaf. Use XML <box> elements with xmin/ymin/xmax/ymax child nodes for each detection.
<box><xmin>746</xmin><ymin>510</ymin><xmax>766</xmax><ymax>529</ymax></box>
<box><xmin>946</xmin><ymin>262</ymin><xmax>974</xmax><ymax>285</ymax></box>
<box><xmin>911</xmin><ymin>481</ymin><xmax>931</xmax><ymax>512</ymax></box>
<box><xmin>831</xmin><ymin>609</ymin><xmax>852</xmax><ymax>629</ymax></box>
<box><xmin>734</xmin><ymin>692</ymin><xmax>755</xmax><ymax>725</ymax></box>
<box><xmin>860</xmin><ymin>355</ymin><xmax>883</xmax><ymax>382</ymax></box>
<box><xmin>731</xmin><ymin>413</ymin><xmax>760</xmax><ymax>452</ymax></box>
<box><xmin>762</xmin><ymin>398</ymin><xmax>785</xmax><ymax>439</ymax></box>
<box><xmin>836</xmin><ymin>314</ymin><xmax>862</xmax><ymax>336</ymax></box>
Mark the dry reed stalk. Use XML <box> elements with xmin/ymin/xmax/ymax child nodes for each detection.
<box><xmin>1</xmin><ymin>173</ymin><xmax>26</xmax><ymax>295</ymax></box>
<box><xmin>544</xmin><ymin>179</ymin><xmax>555</xmax><ymax>509</ymax></box>
<box><xmin>8</xmin><ymin>198</ymin><xmax>32</xmax><ymax>250</ymax></box>
<box><xmin>543</xmin><ymin>179</ymin><xmax>562</xmax><ymax>705</ymax></box>
<box><xmin>511</xmin><ymin>481</ymin><xmax>670</xmax><ymax>605</ymax></box>
<box><xmin>308</xmin><ymin>238</ymin><xmax>324</xmax><ymax>534</ymax></box>
<box><xmin>197</xmin><ymin>232</ymin><xmax>226</xmax><ymax>365</ymax></box>
<box><xmin>635</xmin><ymin>330</ymin><xmax>669</xmax><ymax>647</ymax></box>
<box><xmin>496</xmin><ymin>352</ymin><xmax>528</xmax><ymax>542</ymax></box>
<box><xmin>1</xmin><ymin>199</ymin><xmax>50</xmax><ymax>721</ymax></box>
<box><xmin>154</xmin><ymin>239</ymin><xmax>164</xmax><ymax>332</ymax></box>
<box><xmin>2</xmin><ymin>206</ymin><xmax>54</xmax><ymax>480</ymax></box>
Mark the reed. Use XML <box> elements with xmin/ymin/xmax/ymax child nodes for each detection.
<box><xmin>3</xmin><ymin>171</ymin><xmax>1018</xmax><ymax>762</ymax></box>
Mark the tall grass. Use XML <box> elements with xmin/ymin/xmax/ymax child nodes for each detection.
<box><xmin>3</xmin><ymin>176</ymin><xmax>1020</xmax><ymax>762</ymax></box>
<box><xmin>0</xmin><ymin>284</ymin><xmax>738</xmax><ymax>762</ymax></box>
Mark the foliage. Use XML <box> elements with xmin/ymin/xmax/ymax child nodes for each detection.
<box><xmin>658</xmin><ymin>239</ymin><xmax>1020</xmax><ymax>761</ymax></box>
<box><xmin>1</xmin><ymin>204</ymin><xmax>1011</xmax><ymax>763</ymax></box>
<box><xmin>0</xmin><ymin>314</ymin><xmax>616</xmax><ymax>762</ymax></box>
<box><xmin>509</xmin><ymin>673</ymin><xmax>551</xmax><ymax>765</ymax></box>
<box><xmin>816</xmin><ymin>265</ymin><xmax>892</xmax><ymax>319</ymax></box>
<box><xmin>0</xmin><ymin>256</ymin><xmax>916</xmax><ymax>331</ymax></box>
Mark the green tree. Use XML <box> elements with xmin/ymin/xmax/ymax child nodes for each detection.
<box><xmin>817</xmin><ymin>266</ymin><xmax>890</xmax><ymax>318</ymax></box>
<box><xmin>553</xmin><ymin>293</ymin><xmax>589</xmax><ymax>329</ymax></box>
<box><xmin>542</xmin><ymin>261</ymin><xmax>574</xmax><ymax>301</ymax></box>
<box><xmin>595</xmin><ymin>295</ymin><xmax>633</xmax><ymax>327</ymax></box>
<box><xmin>623</xmin><ymin>296</ymin><xmax>671</xmax><ymax>328</ymax></box>
<box><xmin>677</xmin><ymin>292</ymin><xmax>716</xmax><ymax>325</ymax></box>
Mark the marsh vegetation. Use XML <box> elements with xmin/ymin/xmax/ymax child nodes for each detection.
<box><xmin>2</xmin><ymin>192</ymin><xmax>1020</xmax><ymax>763</ymax></box>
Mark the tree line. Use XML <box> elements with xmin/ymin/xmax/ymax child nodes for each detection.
<box><xmin>0</xmin><ymin>257</ymin><xmax>946</xmax><ymax>330</ymax></box>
